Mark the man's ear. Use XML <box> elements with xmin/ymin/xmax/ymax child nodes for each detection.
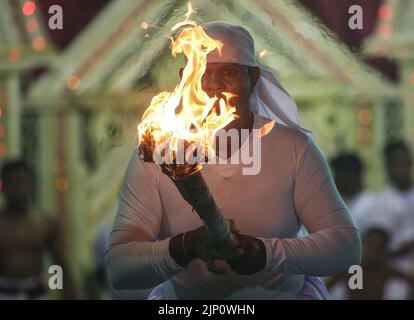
<box><xmin>249</xmin><ymin>66</ymin><xmax>260</xmax><ymax>92</ymax></box>
<box><xmin>179</xmin><ymin>67</ymin><xmax>184</xmax><ymax>79</ymax></box>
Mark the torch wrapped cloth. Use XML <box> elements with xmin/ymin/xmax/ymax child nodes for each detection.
<box><xmin>162</xmin><ymin>168</ymin><xmax>242</xmax><ymax>267</ymax></box>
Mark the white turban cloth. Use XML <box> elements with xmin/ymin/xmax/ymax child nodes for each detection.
<box><xmin>203</xmin><ymin>21</ymin><xmax>310</xmax><ymax>134</ymax></box>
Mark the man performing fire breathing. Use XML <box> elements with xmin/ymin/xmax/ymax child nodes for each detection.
<box><xmin>105</xmin><ymin>6</ymin><xmax>361</xmax><ymax>300</ymax></box>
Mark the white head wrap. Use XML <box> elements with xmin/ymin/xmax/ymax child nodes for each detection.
<box><xmin>203</xmin><ymin>21</ymin><xmax>310</xmax><ymax>134</ymax></box>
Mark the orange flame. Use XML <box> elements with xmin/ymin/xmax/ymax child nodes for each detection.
<box><xmin>137</xmin><ymin>2</ymin><xmax>237</xmax><ymax>162</ymax></box>
<box><xmin>259</xmin><ymin>49</ymin><xmax>271</xmax><ymax>58</ymax></box>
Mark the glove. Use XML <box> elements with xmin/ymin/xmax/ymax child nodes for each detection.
<box><xmin>169</xmin><ymin>219</ymin><xmax>243</xmax><ymax>274</ymax></box>
<box><xmin>226</xmin><ymin>233</ymin><xmax>266</xmax><ymax>275</ymax></box>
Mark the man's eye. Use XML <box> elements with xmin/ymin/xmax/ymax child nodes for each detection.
<box><xmin>224</xmin><ymin>69</ymin><xmax>237</xmax><ymax>77</ymax></box>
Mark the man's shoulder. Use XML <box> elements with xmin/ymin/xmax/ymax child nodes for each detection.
<box><xmin>128</xmin><ymin>147</ymin><xmax>161</xmax><ymax>177</ymax></box>
<box><xmin>264</xmin><ymin>123</ymin><xmax>310</xmax><ymax>152</ymax></box>
<box><xmin>265</xmin><ymin>121</ymin><xmax>307</xmax><ymax>138</ymax></box>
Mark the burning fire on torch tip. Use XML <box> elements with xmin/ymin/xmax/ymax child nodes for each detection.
<box><xmin>137</xmin><ymin>1</ymin><xmax>238</xmax><ymax>178</ymax></box>
<box><xmin>136</xmin><ymin>2</ymin><xmax>243</xmax><ymax>274</ymax></box>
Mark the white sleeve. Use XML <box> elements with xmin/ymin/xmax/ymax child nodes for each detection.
<box><xmin>105</xmin><ymin>149</ymin><xmax>184</xmax><ymax>290</ymax></box>
<box><xmin>260</xmin><ymin>134</ymin><xmax>362</xmax><ymax>276</ymax></box>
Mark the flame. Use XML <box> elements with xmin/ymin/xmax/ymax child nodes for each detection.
<box><xmin>259</xmin><ymin>49</ymin><xmax>271</xmax><ymax>58</ymax></box>
<box><xmin>260</xmin><ymin>120</ymin><xmax>275</xmax><ymax>138</ymax></box>
<box><xmin>140</xmin><ymin>22</ymin><xmax>149</xmax><ymax>30</ymax></box>
<box><xmin>137</xmin><ymin>2</ymin><xmax>237</xmax><ymax>167</ymax></box>
<box><xmin>140</xmin><ymin>21</ymin><xmax>161</xmax><ymax>39</ymax></box>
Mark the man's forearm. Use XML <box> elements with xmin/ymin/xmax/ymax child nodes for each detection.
<box><xmin>260</xmin><ymin>225</ymin><xmax>361</xmax><ymax>276</ymax></box>
<box><xmin>105</xmin><ymin>238</ymin><xmax>185</xmax><ymax>290</ymax></box>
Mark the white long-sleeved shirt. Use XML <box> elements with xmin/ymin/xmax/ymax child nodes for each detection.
<box><xmin>105</xmin><ymin>115</ymin><xmax>361</xmax><ymax>299</ymax></box>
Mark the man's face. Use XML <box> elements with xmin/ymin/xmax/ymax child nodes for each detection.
<box><xmin>386</xmin><ymin>150</ymin><xmax>412</xmax><ymax>191</ymax></box>
<box><xmin>201</xmin><ymin>63</ymin><xmax>255</xmax><ymax>130</ymax></box>
<box><xmin>201</xmin><ymin>63</ymin><xmax>251</xmax><ymax>99</ymax></box>
<box><xmin>332</xmin><ymin>168</ymin><xmax>361</xmax><ymax>198</ymax></box>
<box><xmin>2</xmin><ymin>169</ymin><xmax>32</xmax><ymax>208</ymax></box>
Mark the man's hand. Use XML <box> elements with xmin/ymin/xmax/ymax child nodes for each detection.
<box><xmin>170</xmin><ymin>220</ymin><xmax>242</xmax><ymax>270</ymax></box>
<box><xmin>226</xmin><ymin>234</ymin><xmax>266</xmax><ymax>275</ymax></box>
<box><xmin>170</xmin><ymin>221</ymin><xmax>266</xmax><ymax>275</ymax></box>
<box><xmin>169</xmin><ymin>225</ymin><xmax>203</xmax><ymax>267</ymax></box>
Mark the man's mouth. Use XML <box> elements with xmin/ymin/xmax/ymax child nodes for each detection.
<box><xmin>206</xmin><ymin>91</ymin><xmax>226</xmax><ymax>99</ymax></box>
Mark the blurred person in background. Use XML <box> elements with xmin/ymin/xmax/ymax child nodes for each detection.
<box><xmin>329</xmin><ymin>144</ymin><xmax>414</xmax><ymax>299</ymax></box>
<box><xmin>0</xmin><ymin>160</ymin><xmax>75</xmax><ymax>299</ymax></box>
<box><xmin>330</xmin><ymin>153</ymin><xmax>377</xmax><ymax>235</ymax></box>
<box><xmin>376</xmin><ymin>141</ymin><xmax>414</xmax><ymax>247</ymax></box>
<box><xmin>329</xmin><ymin>152</ymin><xmax>374</xmax><ymax>299</ymax></box>
<box><xmin>372</xmin><ymin>141</ymin><xmax>414</xmax><ymax>299</ymax></box>
<box><xmin>326</xmin><ymin>227</ymin><xmax>414</xmax><ymax>300</ymax></box>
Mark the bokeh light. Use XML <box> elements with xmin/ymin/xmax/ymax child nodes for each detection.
<box><xmin>378</xmin><ymin>5</ymin><xmax>393</xmax><ymax>20</ymax></box>
<box><xmin>32</xmin><ymin>36</ymin><xmax>46</xmax><ymax>51</ymax></box>
<box><xmin>66</xmin><ymin>75</ymin><xmax>81</xmax><ymax>90</ymax></box>
<box><xmin>0</xmin><ymin>143</ymin><xmax>7</xmax><ymax>158</ymax></box>
<box><xmin>55</xmin><ymin>176</ymin><xmax>69</xmax><ymax>192</ymax></box>
<box><xmin>26</xmin><ymin>18</ymin><xmax>38</xmax><ymax>33</ymax></box>
<box><xmin>358</xmin><ymin>109</ymin><xmax>373</xmax><ymax>125</ymax></box>
<box><xmin>8</xmin><ymin>48</ymin><xmax>21</xmax><ymax>63</ymax></box>
<box><xmin>22</xmin><ymin>1</ymin><xmax>36</xmax><ymax>16</ymax></box>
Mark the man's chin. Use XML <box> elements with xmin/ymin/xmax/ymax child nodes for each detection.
<box><xmin>222</xmin><ymin>119</ymin><xmax>244</xmax><ymax>132</ymax></box>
